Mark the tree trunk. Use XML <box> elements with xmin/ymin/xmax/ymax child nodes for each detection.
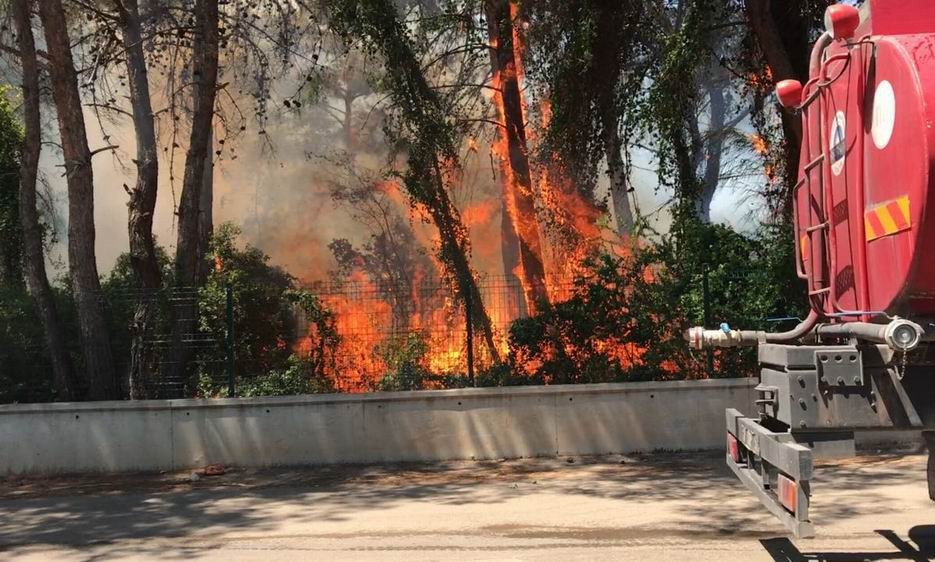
<box><xmin>592</xmin><ymin>2</ymin><xmax>636</xmax><ymax>237</ymax></box>
<box><xmin>13</xmin><ymin>0</ymin><xmax>77</xmax><ymax>400</ymax></box>
<box><xmin>115</xmin><ymin>0</ymin><xmax>162</xmax><ymax>399</ymax></box>
<box><xmin>499</xmin><ymin>178</ymin><xmax>527</xmax><ymax>318</ymax></box>
<box><xmin>176</xmin><ymin>0</ymin><xmax>219</xmax><ymax>287</ymax></box>
<box><xmin>197</xmin><ymin>129</ymin><xmax>214</xmax><ymax>284</ymax></box>
<box><xmin>343</xmin><ymin>92</ymin><xmax>355</xmax><ymax>152</ymax></box>
<box><xmin>168</xmin><ymin>0</ymin><xmax>219</xmax><ymax>392</ymax></box>
<box><xmin>484</xmin><ymin>11</ymin><xmax>526</xmax><ymax>318</ymax></box>
<box><xmin>697</xmin><ymin>68</ymin><xmax>727</xmax><ymax>223</ymax></box>
<box><xmin>38</xmin><ymin>0</ymin><xmax>116</xmax><ymax>400</ymax></box>
<box><xmin>604</xmin><ymin>118</ymin><xmax>635</xmax><ymax>235</ymax></box>
<box><xmin>745</xmin><ymin>0</ymin><xmax>799</xmax><ymax>105</ymax></box>
<box><xmin>485</xmin><ymin>0</ymin><xmax>549</xmax><ymax>314</ymax></box>
<box><xmin>745</xmin><ymin>0</ymin><xmax>809</xmax><ymax>218</ymax></box>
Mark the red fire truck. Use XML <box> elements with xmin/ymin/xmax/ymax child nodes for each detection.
<box><xmin>689</xmin><ymin>0</ymin><xmax>935</xmax><ymax>538</ymax></box>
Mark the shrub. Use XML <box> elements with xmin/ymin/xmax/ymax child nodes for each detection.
<box><xmin>234</xmin><ymin>354</ymin><xmax>335</xmax><ymax>397</ymax></box>
<box><xmin>505</xmin><ymin>221</ymin><xmax>806</xmax><ymax>383</ymax></box>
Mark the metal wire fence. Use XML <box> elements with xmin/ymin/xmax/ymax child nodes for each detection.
<box><xmin>0</xmin><ymin>286</ymin><xmax>229</xmax><ymax>403</ymax></box>
<box><xmin>295</xmin><ymin>274</ymin><xmax>574</xmax><ymax>392</ymax></box>
<box><xmin>0</xmin><ymin>276</ymin><xmax>572</xmax><ymax>402</ymax></box>
<box><xmin>2</xmin><ymin>261</ymin><xmax>789</xmax><ymax>404</ymax></box>
<box><xmin>109</xmin><ymin>287</ymin><xmax>228</xmax><ymax>396</ymax></box>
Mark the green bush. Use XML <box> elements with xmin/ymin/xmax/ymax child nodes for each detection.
<box><xmin>198</xmin><ymin>223</ymin><xmax>297</xmax><ymax>379</ymax></box>
<box><xmin>505</xmin><ymin>221</ymin><xmax>806</xmax><ymax>383</ymax></box>
<box><xmin>0</xmin><ymin>287</ymin><xmax>55</xmax><ymax>402</ymax></box>
<box><xmin>193</xmin><ymin>223</ymin><xmax>345</xmax><ymax>396</ymax></box>
<box><xmin>234</xmin><ymin>354</ymin><xmax>335</xmax><ymax>397</ymax></box>
<box><xmin>376</xmin><ymin>332</ymin><xmax>434</xmax><ymax>391</ymax></box>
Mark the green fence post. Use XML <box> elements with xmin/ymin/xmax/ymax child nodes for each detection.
<box><xmin>226</xmin><ymin>284</ymin><xmax>235</xmax><ymax>397</ymax></box>
<box><xmin>702</xmin><ymin>264</ymin><xmax>714</xmax><ymax>376</ymax></box>
<box><xmin>465</xmin><ymin>288</ymin><xmax>475</xmax><ymax>387</ymax></box>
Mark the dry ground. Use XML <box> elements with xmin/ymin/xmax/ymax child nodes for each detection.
<box><xmin>1</xmin><ymin>449</ymin><xmax>934</xmax><ymax>561</ymax></box>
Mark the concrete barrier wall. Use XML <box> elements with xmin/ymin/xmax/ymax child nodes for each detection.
<box><xmin>1</xmin><ymin>379</ymin><xmax>759</xmax><ymax>475</ymax></box>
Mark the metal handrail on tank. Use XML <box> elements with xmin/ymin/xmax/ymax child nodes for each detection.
<box><xmin>796</xmin><ymin>34</ymin><xmax>877</xmax><ymax>319</ymax></box>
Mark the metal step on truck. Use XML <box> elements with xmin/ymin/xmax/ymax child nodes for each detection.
<box><xmin>689</xmin><ymin>0</ymin><xmax>935</xmax><ymax>539</ymax></box>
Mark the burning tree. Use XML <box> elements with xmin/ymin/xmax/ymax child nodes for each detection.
<box><xmin>325</xmin><ymin>0</ymin><xmax>502</xmax><ymax>367</ymax></box>
<box><xmin>485</xmin><ymin>0</ymin><xmax>549</xmax><ymax>315</ymax></box>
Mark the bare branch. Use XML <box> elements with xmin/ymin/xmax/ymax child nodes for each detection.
<box><xmin>84</xmin><ymin>103</ymin><xmax>133</xmax><ymax>118</ymax></box>
<box><xmin>89</xmin><ymin>144</ymin><xmax>120</xmax><ymax>158</ymax></box>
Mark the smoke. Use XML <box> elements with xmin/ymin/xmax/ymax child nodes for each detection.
<box><xmin>32</xmin><ymin>34</ymin><xmax>671</xmax><ymax>287</ymax></box>
<box><xmin>38</xmin><ymin>98</ymin><xmax>515</xmax><ymax>286</ymax></box>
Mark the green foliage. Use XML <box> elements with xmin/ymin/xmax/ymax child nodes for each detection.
<box><xmin>234</xmin><ymin>355</ymin><xmax>336</xmax><ymax>397</ymax></box>
<box><xmin>104</xmin><ymin>244</ymin><xmax>174</xmax><ymax>291</ymax></box>
<box><xmin>188</xmin><ymin>223</ymin><xmax>348</xmax><ymax>398</ymax></box>
<box><xmin>376</xmin><ymin>332</ymin><xmax>434</xmax><ymax>391</ymax></box>
<box><xmin>0</xmin><ymin>281</ymin><xmax>81</xmax><ymax>402</ymax></box>
<box><xmin>326</xmin><ymin>0</ymin><xmax>458</xmax><ymax>169</ymax></box>
<box><xmin>507</xmin><ymin>222</ymin><xmax>806</xmax><ymax>383</ymax></box>
<box><xmin>101</xmin><ymin>243</ymin><xmax>174</xmax><ymax>378</ymax></box>
<box><xmin>198</xmin><ymin>223</ymin><xmax>297</xmax><ymax>379</ymax></box>
<box><xmin>0</xmin><ymin>287</ymin><xmax>53</xmax><ymax>402</ymax></box>
<box><xmin>640</xmin><ymin>2</ymin><xmax>727</xmax><ymax>217</ymax></box>
<box><xmin>0</xmin><ymin>88</ymin><xmax>64</xmax><ymax>402</ymax></box>
<box><xmin>523</xmin><ymin>0</ymin><xmax>648</xmax><ymax>198</ymax></box>
<box><xmin>0</xmin><ymin>87</ymin><xmax>24</xmax><ymax>286</ymax></box>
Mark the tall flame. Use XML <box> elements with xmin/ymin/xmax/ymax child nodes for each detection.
<box><xmin>292</xmin><ymin>0</ymin><xmax>648</xmax><ymax>388</ymax></box>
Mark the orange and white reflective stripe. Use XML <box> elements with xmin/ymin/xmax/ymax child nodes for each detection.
<box><xmin>865</xmin><ymin>196</ymin><xmax>911</xmax><ymax>241</ymax></box>
<box><xmin>800</xmin><ymin>235</ymin><xmax>809</xmax><ymax>262</ymax></box>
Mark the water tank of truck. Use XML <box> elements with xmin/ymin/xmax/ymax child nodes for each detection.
<box><xmin>785</xmin><ymin>0</ymin><xmax>935</xmax><ymax>320</ymax></box>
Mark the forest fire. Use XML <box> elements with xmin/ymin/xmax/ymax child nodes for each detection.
<box><xmin>294</xmin><ymin>263</ymin><xmax>505</xmax><ymax>392</ymax></box>
<box><xmin>0</xmin><ymin>0</ymin><xmax>801</xmax><ymax>407</ymax></box>
<box><xmin>534</xmin><ymin>99</ymin><xmax>606</xmax><ymax>284</ymax></box>
<box><xmin>288</xmin><ymin>0</ymin><xmax>645</xmax><ymax>390</ymax></box>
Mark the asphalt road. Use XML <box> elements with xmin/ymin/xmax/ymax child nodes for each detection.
<box><xmin>1</xmin><ymin>450</ymin><xmax>934</xmax><ymax>561</ymax></box>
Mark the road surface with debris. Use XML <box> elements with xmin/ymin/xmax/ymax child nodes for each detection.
<box><xmin>1</xmin><ymin>449</ymin><xmax>933</xmax><ymax>561</ymax></box>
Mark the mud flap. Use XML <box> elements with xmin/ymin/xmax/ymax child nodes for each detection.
<box><xmin>726</xmin><ymin>408</ymin><xmax>815</xmax><ymax>538</ymax></box>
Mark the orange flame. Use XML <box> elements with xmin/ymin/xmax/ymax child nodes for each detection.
<box><xmin>291</xmin><ymin>1</ymin><xmax>648</xmax><ymax>388</ymax></box>
<box><xmin>749</xmin><ymin>134</ymin><xmax>769</xmax><ymax>155</ymax></box>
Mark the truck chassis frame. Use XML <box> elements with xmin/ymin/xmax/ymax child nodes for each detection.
<box><xmin>728</xmin><ymin>342</ymin><xmax>935</xmax><ymax>537</ymax></box>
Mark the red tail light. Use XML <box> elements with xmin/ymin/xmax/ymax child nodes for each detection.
<box><xmin>727</xmin><ymin>432</ymin><xmax>741</xmax><ymax>463</ymax></box>
<box><xmin>777</xmin><ymin>474</ymin><xmax>798</xmax><ymax>513</ymax></box>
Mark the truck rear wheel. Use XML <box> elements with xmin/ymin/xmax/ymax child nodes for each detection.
<box><xmin>923</xmin><ymin>431</ymin><xmax>935</xmax><ymax>501</ymax></box>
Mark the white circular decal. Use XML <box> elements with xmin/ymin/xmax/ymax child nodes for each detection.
<box><xmin>830</xmin><ymin>111</ymin><xmax>847</xmax><ymax>176</ymax></box>
<box><xmin>872</xmin><ymin>80</ymin><xmax>896</xmax><ymax>150</ymax></box>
